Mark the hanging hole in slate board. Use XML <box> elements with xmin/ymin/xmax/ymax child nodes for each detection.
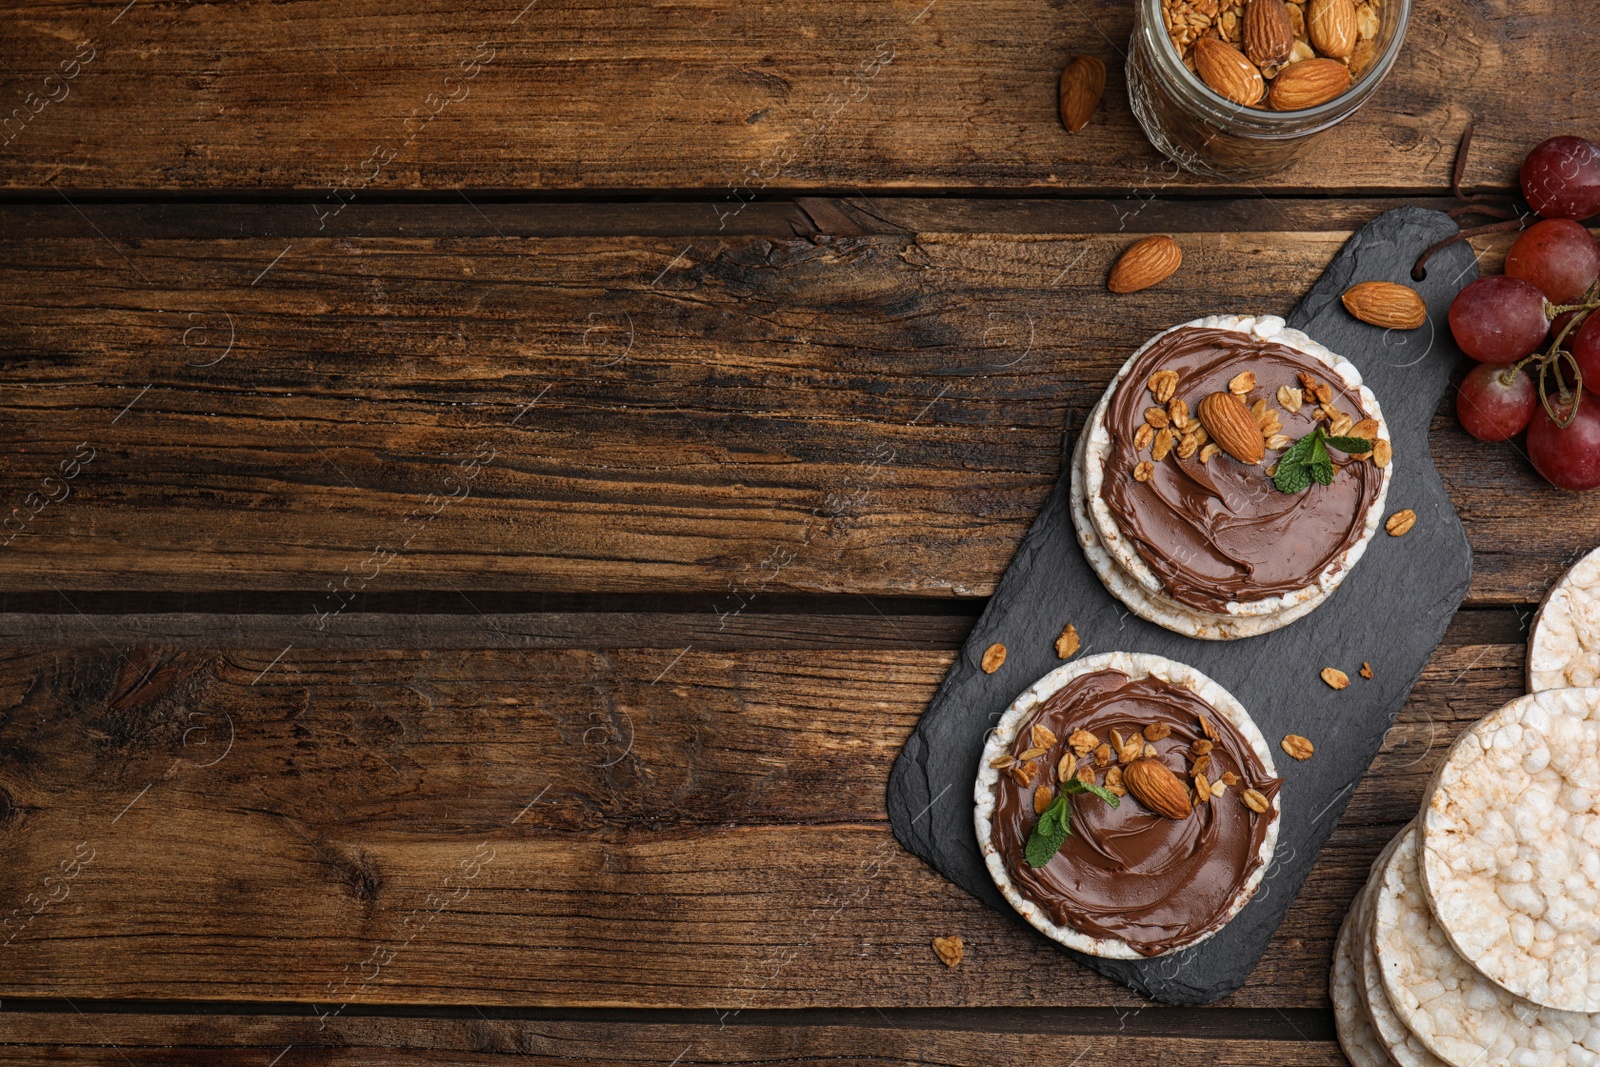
<box><xmin>886</xmin><ymin>208</ymin><xmax>1476</xmax><ymax>1005</ymax></box>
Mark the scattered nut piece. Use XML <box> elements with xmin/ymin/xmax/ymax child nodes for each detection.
<box><xmin>1094</xmin><ymin>742</ymin><xmax>1112</xmax><ymax>767</ymax></box>
<box><xmin>1176</xmin><ymin>433</ymin><xmax>1199</xmax><ymax>459</ymax></box>
<box><xmin>981</xmin><ymin>643</ymin><xmax>1006</xmax><ymax>673</ymax></box>
<box><xmin>1168</xmin><ymin>398</ymin><xmax>1190</xmax><ymax>429</ymax></box>
<box><xmin>1145</xmin><ymin>406</ymin><xmax>1171</xmax><ymax>429</ymax></box>
<box><xmin>1194</xmin><ymin>772</ymin><xmax>1211</xmax><ymax>799</ymax></box>
<box><xmin>1018</xmin><ymin>746</ymin><xmax>1048</xmax><ymax>761</ymax></box>
<box><xmin>1349</xmin><ymin>418</ymin><xmax>1379</xmax><ymax>442</ymax></box>
<box><xmin>1143</xmin><ymin>722</ymin><xmax>1172</xmax><ymax>742</ymax></box>
<box><xmin>1321</xmin><ymin>666</ymin><xmax>1350</xmax><ymax>690</ymax></box>
<box><xmin>1372</xmin><ymin>438</ymin><xmax>1392</xmax><ymax>468</ymax></box>
<box><xmin>988</xmin><ymin>755</ymin><xmax>1016</xmax><ymax>769</ymax></box>
<box><xmin>1190</xmin><ymin>738</ymin><xmax>1213</xmax><ymax>756</ymax></box>
<box><xmin>1031</xmin><ymin>724</ymin><xmax>1058</xmax><ymax>750</ymax></box>
<box><xmin>1059</xmin><ymin>54</ymin><xmax>1107</xmax><ymax>134</ymax></box>
<box><xmin>1075</xmin><ymin>764</ymin><xmax>1096</xmax><ymax>785</ymax></box>
<box><xmin>1009</xmin><ymin>761</ymin><xmax>1039</xmax><ymax>787</ymax></box>
<box><xmin>1221</xmin><ymin>771</ymin><xmax>1241</xmax><ymax>787</ymax></box>
<box><xmin>1360</xmin><ymin>661</ymin><xmax>1373</xmax><ymax>679</ymax></box>
<box><xmin>1277</xmin><ymin>384</ymin><xmax>1304</xmax><ymax>412</ymax></box>
<box><xmin>1133</xmin><ymin>460</ymin><xmax>1155</xmax><ymax>483</ymax></box>
<box><xmin>1250</xmin><ymin>397</ymin><xmax>1270</xmax><ymax>423</ymax></box>
<box><xmin>1241</xmin><ymin>788</ymin><xmax>1270</xmax><ymax>814</ymax></box>
<box><xmin>1108</xmin><ymin>235</ymin><xmax>1184</xmax><ymax>294</ymax></box>
<box><xmin>1142</xmin><ymin>742</ymin><xmax>1158</xmax><ymax>759</ymax></box>
<box><xmin>1210</xmin><ymin>778</ymin><xmax>1227</xmax><ymax>797</ymax></box>
<box><xmin>1228</xmin><ymin>370</ymin><xmax>1257</xmax><ymax>395</ymax></box>
<box><xmin>1151</xmin><ymin>427</ymin><xmax>1176</xmax><ymax>461</ymax></box>
<box><xmin>1110</xmin><ymin>728</ymin><xmax>1124</xmax><ymax>752</ymax></box>
<box><xmin>1148</xmin><ymin>370</ymin><xmax>1180</xmax><ymax>403</ymax></box>
<box><xmin>1055</xmin><ymin>622</ymin><xmax>1081</xmax><ymax>659</ymax></box>
<box><xmin>1199</xmin><ymin>443</ymin><xmax>1220</xmax><ymax>464</ymax></box>
<box><xmin>1329</xmin><ymin>411</ymin><xmax>1354</xmax><ymax>437</ymax></box>
<box><xmin>1134</xmin><ymin>423</ymin><xmax>1154</xmax><ymax>451</ymax></box>
<box><xmin>1266</xmin><ymin>433</ymin><xmax>1291</xmax><ymax>451</ymax></box>
<box><xmin>1281</xmin><ymin>734</ymin><xmax>1314</xmax><ymax>761</ymax></box>
<box><xmin>1034</xmin><ymin>785</ymin><xmax>1056</xmax><ymax>815</ymax></box>
<box><xmin>1120</xmin><ymin>738</ymin><xmax>1143</xmax><ymax>764</ymax></box>
<box><xmin>1103</xmin><ymin>765</ymin><xmax>1126</xmax><ymax>797</ymax></box>
<box><xmin>1198</xmin><ymin>714</ymin><xmax>1217</xmax><ymax>740</ymax></box>
<box><xmin>1190</xmin><ymin>753</ymin><xmax>1212</xmax><ymax>778</ymax></box>
<box><xmin>1068</xmin><ymin>729</ymin><xmax>1099</xmax><ymax>756</ymax></box>
<box><xmin>1386</xmin><ymin>509</ymin><xmax>1416</xmax><ymax>536</ymax></box>
<box><xmin>932</xmin><ymin>934</ymin><xmax>964</xmax><ymax>968</ymax></box>
<box><xmin>1058</xmin><ymin>753</ymin><xmax>1075</xmax><ymax>780</ymax></box>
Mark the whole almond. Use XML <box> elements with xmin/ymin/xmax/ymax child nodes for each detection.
<box><xmin>1108</xmin><ymin>235</ymin><xmax>1183</xmax><ymax>293</ymax></box>
<box><xmin>1243</xmin><ymin>0</ymin><xmax>1295</xmax><ymax>67</ymax></box>
<box><xmin>1059</xmin><ymin>55</ymin><xmax>1108</xmax><ymax>134</ymax></box>
<box><xmin>1268</xmin><ymin>57</ymin><xmax>1351</xmax><ymax>109</ymax></box>
<box><xmin>1341</xmin><ymin>281</ymin><xmax>1427</xmax><ymax>330</ymax></box>
<box><xmin>1197</xmin><ymin>392</ymin><xmax>1266</xmax><ymax>464</ymax></box>
<box><xmin>1307</xmin><ymin>0</ymin><xmax>1357</xmax><ymax>57</ymax></box>
<box><xmin>1193</xmin><ymin>38</ymin><xmax>1265</xmax><ymax>107</ymax></box>
<box><xmin>1123</xmin><ymin>758</ymin><xmax>1192</xmax><ymax>820</ymax></box>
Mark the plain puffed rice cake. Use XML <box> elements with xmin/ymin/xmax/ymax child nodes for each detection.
<box><xmin>1529</xmin><ymin>547</ymin><xmax>1600</xmax><ymax>692</ymax></box>
<box><xmin>1334</xmin><ymin>827</ymin><xmax>1412</xmax><ymax>1067</ymax></box>
<box><xmin>1374</xmin><ymin>821</ymin><xmax>1600</xmax><ymax>1067</ymax></box>
<box><xmin>1358</xmin><ymin>826</ymin><xmax>1452</xmax><ymax>1067</ymax></box>
<box><xmin>1420</xmin><ymin>687</ymin><xmax>1600</xmax><ymax>1014</ymax></box>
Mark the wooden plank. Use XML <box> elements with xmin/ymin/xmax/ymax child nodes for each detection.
<box><xmin>0</xmin><ymin>0</ymin><xmax>1590</xmax><ymax>194</ymax></box>
<box><xmin>0</xmin><ymin>205</ymin><xmax>1566</xmax><ymax>603</ymax></box>
<box><xmin>0</xmin><ymin>616</ymin><xmax>1523</xmax><ymax>1007</ymax></box>
<box><xmin>0</xmin><ymin>1010</ymin><xmax>1347</xmax><ymax>1066</ymax></box>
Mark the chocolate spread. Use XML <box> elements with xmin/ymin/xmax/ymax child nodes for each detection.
<box><xmin>1100</xmin><ymin>327</ymin><xmax>1382</xmax><ymax>614</ymax></box>
<box><xmin>991</xmin><ymin>669</ymin><xmax>1281</xmax><ymax>956</ymax></box>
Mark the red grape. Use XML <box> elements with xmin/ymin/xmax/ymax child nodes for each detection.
<box><xmin>1457</xmin><ymin>362</ymin><xmax>1536</xmax><ymax>441</ymax></box>
<box><xmin>1522</xmin><ymin>137</ymin><xmax>1600</xmax><ymax>222</ymax></box>
<box><xmin>1448</xmin><ymin>276</ymin><xmax>1550</xmax><ymax>363</ymax></box>
<box><xmin>1572</xmin><ymin>312</ymin><xmax>1600</xmax><ymax>397</ymax></box>
<box><xmin>1505</xmin><ymin>219</ymin><xmax>1600</xmax><ymax>303</ymax></box>
<box><xmin>1527</xmin><ymin>396</ymin><xmax>1600</xmax><ymax>491</ymax></box>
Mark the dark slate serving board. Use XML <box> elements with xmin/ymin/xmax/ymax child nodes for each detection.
<box><xmin>886</xmin><ymin>207</ymin><xmax>1476</xmax><ymax>1005</ymax></box>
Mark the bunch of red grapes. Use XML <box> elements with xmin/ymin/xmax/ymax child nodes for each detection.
<box><xmin>1452</xmin><ymin>135</ymin><xmax>1600</xmax><ymax>491</ymax></box>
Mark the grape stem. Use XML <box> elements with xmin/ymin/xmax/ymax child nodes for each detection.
<box><xmin>1505</xmin><ymin>281</ymin><xmax>1599</xmax><ymax>428</ymax></box>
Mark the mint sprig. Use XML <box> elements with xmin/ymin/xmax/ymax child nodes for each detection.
<box><xmin>1272</xmin><ymin>428</ymin><xmax>1374</xmax><ymax>494</ymax></box>
<box><xmin>1024</xmin><ymin>776</ymin><xmax>1121</xmax><ymax>868</ymax></box>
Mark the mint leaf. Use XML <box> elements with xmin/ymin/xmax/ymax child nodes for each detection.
<box><xmin>1061</xmin><ymin>776</ymin><xmax>1121</xmax><ymax>808</ymax></box>
<box><xmin>1323</xmin><ymin>434</ymin><xmax>1375</xmax><ymax>453</ymax></box>
<box><xmin>1309</xmin><ymin>455</ymin><xmax>1336</xmax><ymax>486</ymax></box>
<box><xmin>1274</xmin><ymin>461</ymin><xmax>1312</xmax><ymax>494</ymax></box>
<box><xmin>1024</xmin><ymin>779</ymin><xmax>1121</xmax><ymax>867</ymax></box>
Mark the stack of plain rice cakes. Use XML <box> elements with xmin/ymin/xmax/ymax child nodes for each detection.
<box><xmin>1334</xmin><ymin>546</ymin><xmax>1600</xmax><ymax>1067</ymax></box>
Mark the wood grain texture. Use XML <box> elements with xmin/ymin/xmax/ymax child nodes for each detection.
<box><xmin>0</xmin><ymin>204</ymin><xmax>1571</xmax><ymax>603</ymax></box>
<box><xmin>0</xmin><ymin>0</ymin><xmax>1592</xmax><ymax>194</ymax></box>
<box><xmin>0</xmin><ymin>1009</ymin><xmax>1348</xmax><ymax>1065</ymax></box>
<box><xmin>0</xmin><ymin>612</ymin><xmax>1524</xmax><ymax>1007</ymax></box>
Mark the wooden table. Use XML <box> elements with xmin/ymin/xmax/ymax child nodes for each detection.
<box><xmin>0</xmin><ymin>0</ymin><xmax>1594</xmax><ymax>1061</ymax></box>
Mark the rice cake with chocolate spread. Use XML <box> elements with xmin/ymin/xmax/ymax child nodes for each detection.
<box><xmin>1077</xmin><ymin>314</ymin><xmax>1390</xmax><ymax>638</ymax></box>
<box><xmin>975</xmin><ymin>651</ymin><xmax>1281</xmax><ymax>958</ymax></box>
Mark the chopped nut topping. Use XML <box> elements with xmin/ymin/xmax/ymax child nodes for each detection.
<box><xmin>1277</xmin><ymin>384</ymin><xmax>1304</xmax><ymax>412</ymax></box>
<box><xmin>1199</xmin><ymin>714</ymin><xmax>1217</xmax><ymax>740</ymax></box>
<box><xmin>1260</xmin><ymin>413</ymin><xmax>1283</xmax><ymax>437</ymax></box>
<box><xmin>1134</xmin><ymin>423</ymin><xmax>1154</xmax><ymax>450</ymax></box>
<box><xmin>1385</xmin><ymin>509</ymin><xmax>1416</xmax><ymax>536</ymax></box>
<box><xmin>1143</xmin><ymin>722</ymin><xmax>1172</xmax><ymax>742</ymax></box>
<box><xmin>1221</xmin><ymin>771</ymin><xmax>1241</xmax><ymax>787</ymax></box>
<box><xmin>1281</xmin><ymin>734</ymin><xmax>1314</xmax><ymax>761</ymax></box>
<box><xmin>1094</xmin><ymin>742</ymin><xmax>1111</xmax><ymax>767</ymax></box>
<box><xmin>1210</xmin><ymin>779</ymin><xmax>1227</xmax><ymax>798</ymax></box>
<box><xmin>1104</xmin><ymin>765</ymin><xmax>1126</xmax><ymax>796</ymax></box>
<box><xmin>1133</xmin><ymin>460</ymin><xmax>1155</xmax><ymax>482</ymax></box>
<box><xmin>1321</xmin><ymin>666</ymin><xmax>1350</xmax><ymax>690</ymax></box>
<box><xmin>1145</xmin><ymin>406</ymin><xmax>1171</xmax><ymax>429</ymax></box>
<box><xmin>1075</xmin><ymin>764</ymin><xmax>1096</xmax><ymax>785</ymax></box>
<box><xmin>988</xmin><ymin>755</ymin><xmax>1016</xmax><ymax>769</ymax></box>
<box><xmin>1190</xmin><ymin>738</ymin><xmax>1213</xmax><ymax>756</ymax></box>
<box><xmin>1189</xmin><ymin>424</ymin><xmax>1208</xmax><ymax>446</ymax></box>
<box><xmin>1228</xmin><ymin>371</ymin><xmax>1257</xmax><ymax>395</ymax></box>
<box><xmin>1142</xmin><ymin>742</ymin><xmax>1158</xmax><ymax>759</ymax></box>
<box><xmin>1068</xmin><ymin>729</ymin><xmax>1099</xmax><ymax>757</ymax></box>
<box><xmin>981</xmin><ymin>643</ymin><xmax>1006</xmax><ymax>673</ymax></box>
<box><xmin>1372</xmin><ymin>438</ymin><xmax>1392</xmax><ymax>468</ymax></box>
<box><xmin>1151</xmin><ymin>427</ymin><xmax>1176</xmax><ymax>461</ymax></box>
<box><xmin>1190</xmin><ymin>753</ymin><xmax>1211</xmax><ymax>778</ymax></box>
<box><xmin>1120</xmin><ymin>738</ymin><xmax>1142</xmax><ymax>765</ymax></box>
<box><xmin>1360</xmin><ymin>661</ymin><xmax>1373</xmax><ymax>679</ymax></box>
<box><xmin>1009</xmin><ymin>761</ymin><xmax>1039</xmax><ymax>787</ymax></box>
<box><xmin>1033</xmin><ymin>784</ymin><xmax>1055</xmax><ymax>814</ymax></box>
<box><xmin>1350</xmin><ymin>418</ymin><xmax>1379</xmax><ymax>442</ymax></box>
<box><xmin>1019</xmin><ymin>746</ymin><xmax>1048</xmax><ymax>761</ymax></box>
<box><xmin>1058</xmin><ymin>753</ymin><xmax>1075</xmax><ymax>780</ymax></box>
<box><xmin>1148</xmin><ymin>370</ymin><xmax>1179</xmax><ymax>403</ymax></box>
<box><xmin>1329</xmin><ymin>411</ymin><xmax>1354</xmax><ymax>438</ymax></box>
<box><xmin>1250</xmin><ymin>397</ymin><xmax>1269</xmax><ymax>423</ymax></box>
<box><xmin>1199</xmin><ymin>443</ymin><xmax>1220</xmax><ymax>464</ymax></box>
<box><xmin>1176</xmin><ymin>432</ymin><xmax>1199</xmax><ymax>460</ymax></box>
<box><xmin>932</xmin><ymin>934</ymin><xmax>964</xmax><ymax>968</ymax></box>
<box><xmin>1055</xmin><ymin>623</ymin><xmax>1081</xmax><ymax>659</ymax></box>
<box><xmin>1194</xmin><ymin>772</ymin><xmax>1210</xmax><ymax>799</ymax></box>
<box><xmin>1240</xmin><ymin>788</ymin><xmax>1270</xmax><ymax>814</ymax></box>
<box><xmin>1168</xmin><ymin>397</ymin><xmax>1190</xmax><ymax>429</ymax></box>
<box><xmin>1031</xmin><ymin>724</ymin><xmax>1058</xmax><ymax>750</ymax></box>
<box><xmin>1266</xmin><ymin>433</ymin><xmax>1291</xmax><ymax>451</ymax></box>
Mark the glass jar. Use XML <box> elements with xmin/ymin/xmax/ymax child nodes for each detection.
<box><xmin>1127</xmin><ymin>0</ymin><xmax>1410</xmax><ymax>180</ymax></box>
